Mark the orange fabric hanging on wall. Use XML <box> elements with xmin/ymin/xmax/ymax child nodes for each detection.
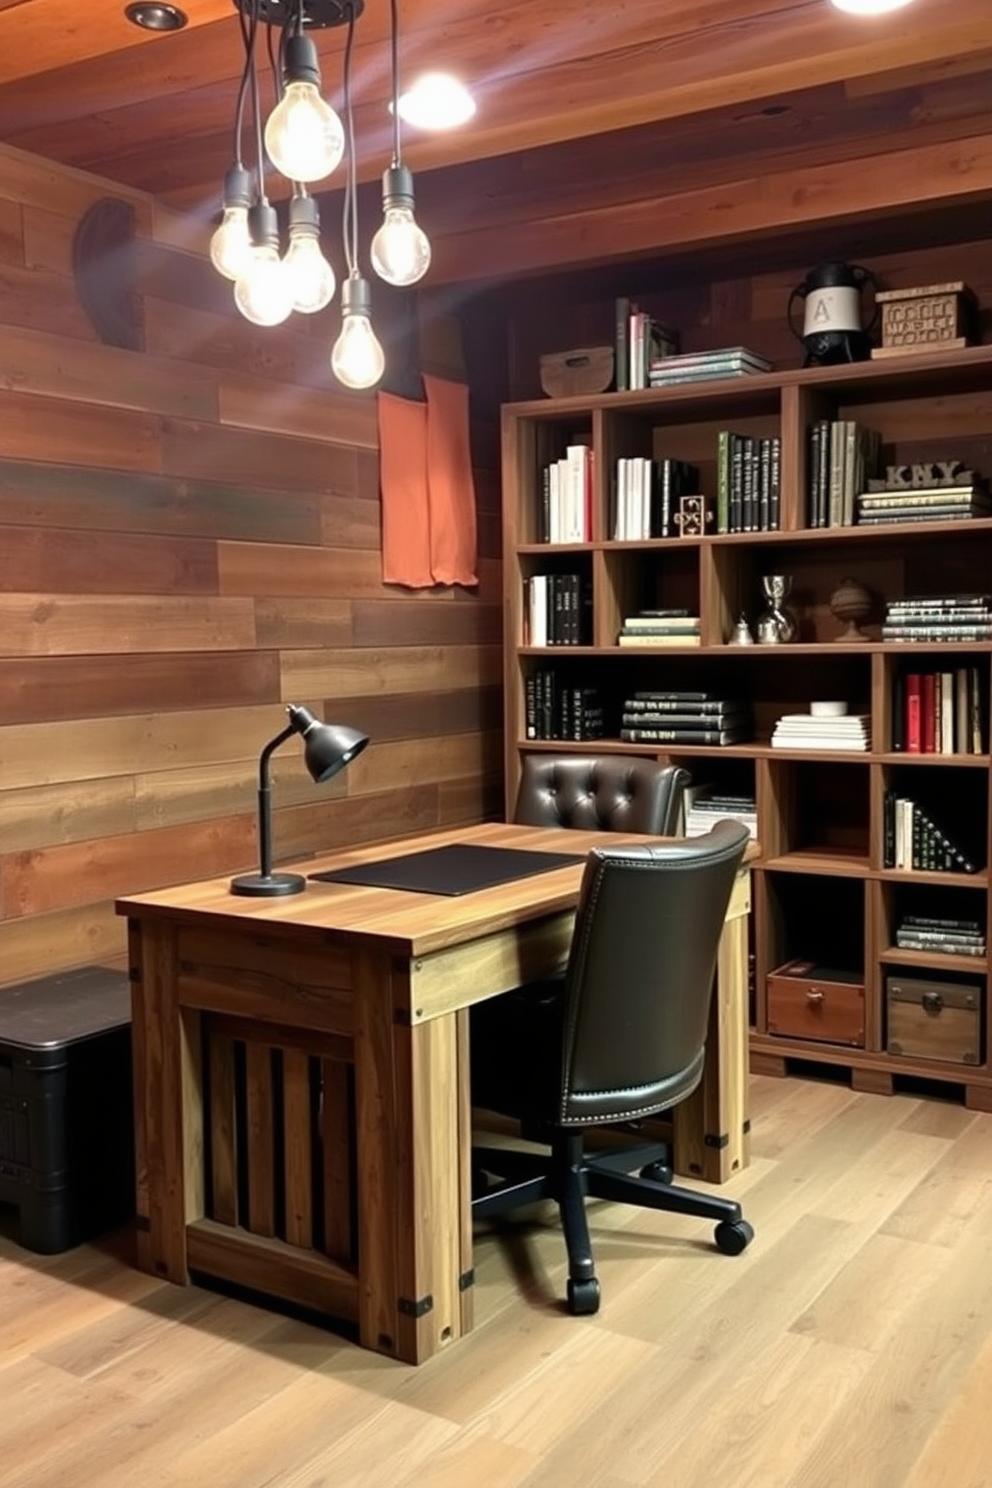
<box><xmin>423</xmin><ymin>373</ymin><xmax>478</xmax><ymax>588</ymax></box>
<box><xmin>376</xmin><ymin>375</ymin><xmax>478</xmax><ymax>589</ymax></box>
<box><xmin>377</xmin><ymin>389</ymin><xmax>433</xmax><ymax>588</ymax></box>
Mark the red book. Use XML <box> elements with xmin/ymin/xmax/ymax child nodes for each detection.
<box><xmin>921</xmin><ymin>672</ymin><xmax>937</xmax><ymax>753</ymax></box>
<box><xmin>905</xmin><ymin>673</ymin><xmax>922</xmax><ymax>753</ymax></box>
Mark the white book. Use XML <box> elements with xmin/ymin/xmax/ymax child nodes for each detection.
<box><xmin>614</xmin><ymin>458</ymin><xmax>627</xmax><ymax>541</ymax></box>
<box><xmin>771</xmin><ymin>735</ymin><xmax>869</xmax><ymax>750</ymax></box>
<box><xmin>528</xmin><ymin>574</ymin><xmax>548</xmax><ymax>647</ymax></box>
<box><xmin>940</xmin><ymin>670</ymin><xmax>955</xmax><ymax>754</ymax></box>
<box><xmin>565</xmin><ymin>444</ymin><xmax>588</xmax><ymax>542</ymax></box>
<box><xmin>548</xmin><ymin>460</ymin><xmax>561</xmax><ymax>544</ymax></box>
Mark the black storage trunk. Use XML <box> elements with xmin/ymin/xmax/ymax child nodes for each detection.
<box><xmin>0</xmin><ymin>966</ymin><xmax>135</xmax><ymax>1253</ymax></box>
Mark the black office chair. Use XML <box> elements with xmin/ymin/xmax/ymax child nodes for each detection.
<box><xmin>513</xmin><ymin>754</ymin><xmax>690</xmax><ymax>836</ymax></box>
<box><xmin>470</xmin><ymin>819</ymin><xmax>753</xmax><ymax>1315</ymax></box>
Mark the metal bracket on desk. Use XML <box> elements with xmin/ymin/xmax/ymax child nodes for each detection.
<box><xmin>704</xmin><ymin>1132</ymin><xmax>730</xmax><ymax>1150</ymax></box>
<box><xmin>397</xmin><ymin>1293</ymin><xmax>434</xmax><ymax>1319</ymax></box>
<box><xmin>459</xmin><ymin>1268</ymin><xmax>475</xmax><ymax>1291</ymax></box>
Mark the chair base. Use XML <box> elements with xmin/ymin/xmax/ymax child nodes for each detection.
<box><xmin>472</xmin><ymin>1131</ymin><xmax>754</xmax><ymax>1315</ymax></box>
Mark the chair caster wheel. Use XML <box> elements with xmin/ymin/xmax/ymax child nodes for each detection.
<box><xmin>567</xmin><ymin>1276</ymin><xmax>601</xmax><ymax>1315</ymax></box>
<box><xmin>639</xmin><ymin>1160</ymin><xmax>672</xmax><ymax>1185</ymax></box>
<box><xmin>714</xmin><ymin>1219</ymin><xmax>754</xmax><ymax>1256</ymax></box>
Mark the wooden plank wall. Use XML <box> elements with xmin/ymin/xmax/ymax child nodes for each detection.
<box><xmin>0</xmin><ymin>144</ymin><xmax>503</xmax><ymax>986</ymax></box>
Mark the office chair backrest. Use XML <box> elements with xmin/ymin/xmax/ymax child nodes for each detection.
<box><xmin>557</xmin><ymin>819</ymin><xmax>749</xmax><ymax>1126</ymax></box>
<box><xmin>514</xmin><ymin>754</ymin><xmax>690</xmax><ymax>835</ymax></box>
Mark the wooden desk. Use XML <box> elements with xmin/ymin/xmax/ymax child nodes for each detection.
<box><xmin>117</xmin><ymin>822</ymin><xmax>752</xmax><ymax>1365</ymax></box>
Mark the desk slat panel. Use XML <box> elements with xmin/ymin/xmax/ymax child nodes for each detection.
<box><xmin>208</xmin><ymin>1030</ymin><xmax>238</xmax><ymax>1227</ymax></box>
<box><xmin>282</xmin><ymin>1049</ymin><xmax>313</xmax><ymax>1249</ymax></box>
<box><xmin>245</xmin><ymin>1042</ymin><xmax>276</xmax><ymax>1237</ymax></box>
<box><xmin>410</xmin><ymin>913</ymin><xmax>575</xmax><ymax>1022</ymax></box>
<box><xmin>177</xmin><ymin>958</ymin><xmax>354</xmax><ymax>1037</ymax></box>
<box><xmin>321</xmin><ymin>1058</ymin><xmax>354</xmax><ymax>1265</ymax></box>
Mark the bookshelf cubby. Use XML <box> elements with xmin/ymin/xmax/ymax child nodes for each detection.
<box><xmin>501</xmin><ymin>343</ymin><xmax>992</xmax><ymax>1108</ymax></box>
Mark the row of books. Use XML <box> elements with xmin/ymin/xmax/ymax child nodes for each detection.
<box><xmin>617</xmin><ymin>609</ymin><xmax>701</xmax><ymax>647</ymax></box>
<box><xmin>647</xmin><ymin>346</ymin><xmax>773</xmax><ymax>389</ymax></box>
<box><xmin>611</xmin><ymin>457</ymin><xmax>699</xmax><ymax>540</ymax></box>
<box><xmin>716</xmin><ymin>432</ymin><xmax>781</xmax><ymax>533</ymax></box>
<box><xmin>882</xmin><ymin>791</ymin><xmax>980</xmax><ymax>874</ymax></box>
<box><xmin>770</xmin><ymin>712</ymin><xmax>871</xmax><ymax>752</ymax></box>
<box><xmin>894</xmin><ymin>915</ymin><xmax>986</xmax><ymax>959</ymax></box>
<box><xmin>684</xmin><ymin>787</ymin><xmax>758</xmax><ymax>840</ymax></box>
<box><xmin>536</xmin><ymin>445</ymin><xmax>592</xmax><ymax>543</ymax></box>
<box><xmin>807</xmin><ymin>420</ymin><xmax>881</xmax><ymax>529</ymax></box>
<box><xmin>619</xmin><ymin>691</ymin><xmax>752</xmax><ymax>746</ymax></box>
<box><xmin>855</xmin><ymin>478</ymin><xmax>991</xmax><ymax>527</ymax></box>
<box><xmin>882</xmin><ymin>594</ymin><xmax>992</xmax><ymax>643</ymax></box>
<box><xmin>524</xmin><ymin>673</ymin><xmax>604</xmax><ymax>741</ymax></box>
<box><xmin>522</xmin><ymin>573</ymin><xmax>591</xmax><ymax>647</ymax></box>
<box><xmin>614</xmin><ymin>298</ymin><xmax>679</xmax><ymax>391</ymax></box>
<box><xmin>892</xmin><ymin>667</ymin><xmax>984</xmax><ymax>754</ymax></box>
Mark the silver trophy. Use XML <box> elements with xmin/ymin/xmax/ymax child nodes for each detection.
<box><xmin>756</xmin><ymin>574</ymin><xmax>796</xmax><ymax>644</ymax></box>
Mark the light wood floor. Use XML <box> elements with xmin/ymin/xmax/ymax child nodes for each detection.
<box><xmin>3</xmin><ymin>1073</ymin><xmax>992</xmax><ymax>1488</ymax></box>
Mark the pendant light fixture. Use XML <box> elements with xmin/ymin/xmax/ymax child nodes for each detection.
<box><xmin>332</xmin><ymin>4</ymin><xmax>385</xmax><ymax>389</ymax></box>
<box><xmin>369</xmin><ymin>0</ymin><xmax>431</xmax><ymax>287</ymax></box>
<box><xmin>208</xmin><ymin>0</ymin><xmax>473</xmax><ymax>386</ymax></box>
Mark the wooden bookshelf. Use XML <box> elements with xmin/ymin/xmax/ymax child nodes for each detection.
<box><xmin>501</xmin><ymin>343</ymin><xmax>992</xmax><ymax>1110</ymax></box>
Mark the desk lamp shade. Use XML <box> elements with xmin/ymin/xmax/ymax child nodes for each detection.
<box><xmin>230</xmin><ymin>704</ymin><xmax>369</xmax><ymax>897</ymax></box>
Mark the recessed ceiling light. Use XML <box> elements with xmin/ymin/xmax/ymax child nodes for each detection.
<box><xmin>396</xmin><ymin>73</ymin><xmax>476</xmax><ymax>131</ymax></box>
<box><xmin>830</xmin><ymin>0</ymin><xmax>915</xmax><ymax>13</ymax></box>
<box><xmin>124</xmin><ymin>2</ymin><xmax>188</xmax><ymax>31</ymax></box>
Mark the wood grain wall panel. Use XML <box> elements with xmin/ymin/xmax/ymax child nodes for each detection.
<box><xmin>316</xmin><ymin>495</ymin><xmax>382</xmax><ymax>553</ymax></box>
<box><xmin>280</xmin><ymin>645</ymin><xmax>502</xmax><ymax>701</ymax></box>
<box><xmin>342</xmin><ymin>733</ymin><xmax>496</xmax><ymax>798</ymax></box>
<box><xmin>352</xmin><ymin>599</ymin><xmax>502</xmax><ymax>647</ymax></box>
<box><xmin>0</xmin><ymin>390</ymin><xmax>161</xmax><ymax>470</ymax></box>
<box><xmin>253</xmin><ymin>599</ymin><xmax>354</xmax><ymax>650</ymax></box>
<box><xmin>217</xmin><ymin>542</ymin><xmax>386</xmax><ymax>599</ymax></box>
<box><xmin>438</xmin><ymin>772</ymin><xmax>505</xmax><ymax>826</ymax></box>
<box><xmin>0</xmin><ymin>143</ymin><xmax>152</xmax><ymax>225</ymax></box>
<box><xmin>0</xmin><ymin>527</ymin><xmax>219</xmax><ymax>595</ymax></box>
<box><xmin>0</xmin><ymin>263</ymin><xmax>98</xmax><ymax>340</ymax></box>
<box><xmin>275</xmin><ymin>784</ymin><xmax>443</xmax><ymax>861</ymax></box>
<box><xmin>337</xmin><ymin>687</ymin><xmax>503</xmax><ymax>743</ymax></box>
<box><xmin>20</xmin><ymin>203</ymin><xmax>75</xmax><ymax>274</ymax></box>
<box><xmin>0</xmin><ymin>326</ymin><xmax>219</xmax><ymax>420</ymax></box>
<box><xmin>0</xmin><ymin>595</ymin><xmax>257</xmax><ymax>657</ymax></box>
<box><xmin>0</xmin><ymin>195</ymin><xmax>22</xmax><ymax>263</ymax></box>
<box><xmin>135</xmin><ymin>759</ymin><xmax>348</xmax><ymax>833</ymax></box>
<box><xmin>0</xmin><ymin>778</ymin><xmax>137</xmax><ymax>852</ymax></box>
<box><xmin>0</xmin><ymin>651</ymin><xmax>281</xmax><ymax>724</ymax></box>
<box><xmin>160</xmin><ymin>420</ymin><xmax>365</xmax><ymax>495</ymax></box>
<box><xmin>219</xmin><ymin>375</ymin><xmax>379</xmax><ymax>451</ymax></box>
<box><xmin>141</xmin><ymin>296</ymin><xmax>305</xmax><ymax>383</ymax></box>
<box><xmin>1</xmin><ymin>815</ymin><xmax>257</xmax><ymax>917</ymax></box>
<box><xmin>0</xmin><ymin>900</ymin><xmax>126</xmax><ymax>983</ymax></box>
<box><xmin>0</xmin><ymin>461</ymin><xmax>326</xmax><ymax>546</ymax></box>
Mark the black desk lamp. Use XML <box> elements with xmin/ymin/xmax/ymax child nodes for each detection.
<box><xmin>230</xmin><ymin>704</ymin><xmax>369</xmax><ymax>897</ymax></box>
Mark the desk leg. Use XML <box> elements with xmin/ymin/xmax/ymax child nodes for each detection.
<box><xmin>129</xmin><ymin>918</ymin><xmax>205</xmax><ymax>1283</ymax></box>
<box><xmin>353</xmin><ymin>949</ymin><xmax>465</xmax><ymax>1364</ymax></box>
<box><xmin>672</xmin><ymin>878</ymin><xmax>751</xmax><ymax>1184</ymax></box>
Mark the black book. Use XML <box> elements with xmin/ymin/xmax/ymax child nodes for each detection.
<box><xmin>623</xmin><ymin>697</ymin><xmax>747</xmax><ymax>714</ymax></box>
<box><xmin>891</xmin><ymin>672</ymin><xmax>905</xmax><ymax>752</ymax></box>
<box><xmin>903</xmin><ymin>914</ymin><xmax>983</xmax><ymax>932</ymax></box>
<box><xmin>621</xmin><ymin>710</ymin><xmax>750</xmax><ymax>728</ymax></box>
<box><xmin>631</xmin><ymin>690</ymin><xmax>726</xmax><ymax>703</ymax></box>
<box><xmin>620</xmin><ymin>726</ymin><xmax>751</xmax><ymax>745</ymax></box>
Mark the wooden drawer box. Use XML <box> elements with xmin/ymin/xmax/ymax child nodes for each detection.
<box><xmin>886</xmin><ymin>976</ymin><xmax>982</xmax><ymax>1065</ymax></box>
<box><xmin>767</xmin><ymin>960</ymin><xmax>865</xmax><ymax>1046</ymax></box>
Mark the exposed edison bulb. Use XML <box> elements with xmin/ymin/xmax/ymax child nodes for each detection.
<box><xmin>209</xmin><ymin>164</ymin><xmax>253</xmax><ymax>281</ymax></box>
<box><xmin>396</xmin><ymin>72</ymin><xmax>476</xmax><ymax>131</ymax></box>
<box><xmin>234</xmin><ymin>203</ymin><xmax>294</xmax><ymax>327</ymax></box>
<box><xmin>284</xmin><ymin>196</ymin><xmax>336</xmax><ymax>314</ymax></box>
<box><xmin>331</xmin><ymin>275</ymin><xmax>385</xmax><ymax>390</ymax></box>
<box><xmin>264</xmin><ymin>35</ymin><xmax>344</xmax><ymax>184</ymax></box>
<box><xmin>370</xmin><ymin>165</ymin><xmax>431</xmax><ymax>287</ymax></box>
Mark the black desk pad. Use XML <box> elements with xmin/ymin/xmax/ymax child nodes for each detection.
<box><xmin>308</xmin><ymin>843</ymin><xmax>586</xmax><ymax>896</ymax></box>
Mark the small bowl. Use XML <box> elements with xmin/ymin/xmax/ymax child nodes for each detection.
<box><xmin>810</xmin><ymin>700</ymin><xmax>848</xmax><ymax>717</ymax></box>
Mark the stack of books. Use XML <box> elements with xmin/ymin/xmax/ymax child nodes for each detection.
<box><xmin>525</xmin><ymin>672</ymin><xmax>604</xmax><ymax>741</ymax></box>
<box><xmin>892</xmin><ymin>666</ymin><xmax>984</xmax><ymax>753</ymax></box>
<box><xmin>537</xmin><ymin>444</ymin><xmax>592</xmax><ymax>543</ymax></box>
<box><xmin>523</xmin><ymin>573</ymin><xmax>591</xmax><ymax>646</ymax></box>
<box><xmin>808</xmin><ymin>420</ymin><xmax>881</xmax><ymax>528</ymax></box>
<box><xmin>771</xmin><ymin>712</ymin><xmax>871</xmax><ymax>751</ymax></box>
<box><xmin>882</xmin><ymin>594</ymin><xmax>992</xmax><ymax>642</ymax></box>
<box><xmin>619</xmin><ymin>691</ymin><xmax>752</xmax><ymax>746</ymax></box>
<box><xmin>684</xmin><ymin>786</ymin><xmax>758</xmax><ymax>839</ymax></box>
<box><xmin>856</xmin><ymin>477</ymin><xmax>991</xmax><ymax>526</ymax></box>
<box><xmin>716</xmin><ymin>432</ymin><xmax>781</xmax><ymax>533</ymax></box>
<box><xmin>611</xmin><ymin>457</ymin><xmax>699</xmax><ymax>539</ymax></box>
<box><xmin>883</xmin><ymin>793</ymin><xmax>980</xmax><ymax>873</ymax></box>
<box><xmin>617</xmin><ymin>610</ymin><xmax>701</xmax><ymax>647</ymax></box>
<box><xmin>895</xmin><ymin>914</ymin><xmax>986</xmax><ymax>958</ymax></box>
<box><xmin>647</xmin><ymin>346</ymin><xmax>772</xmax><ymax>389</ymax></box>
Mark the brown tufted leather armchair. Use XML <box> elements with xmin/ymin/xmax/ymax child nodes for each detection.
<box><xmin>513</xmin><ymin>754</ymin><xmax>690</xmax><ymax>836</ymax></box>
<box><xmin>471</xmin><ymin>820</ymin><xmax>754</xmax><ymax>1315</ymax></box>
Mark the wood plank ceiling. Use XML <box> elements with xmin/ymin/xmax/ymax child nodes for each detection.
<box><xmin>1</xmin><ymin>0</ymin><xmax>991</xmax><ymax>283</ymax></box>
